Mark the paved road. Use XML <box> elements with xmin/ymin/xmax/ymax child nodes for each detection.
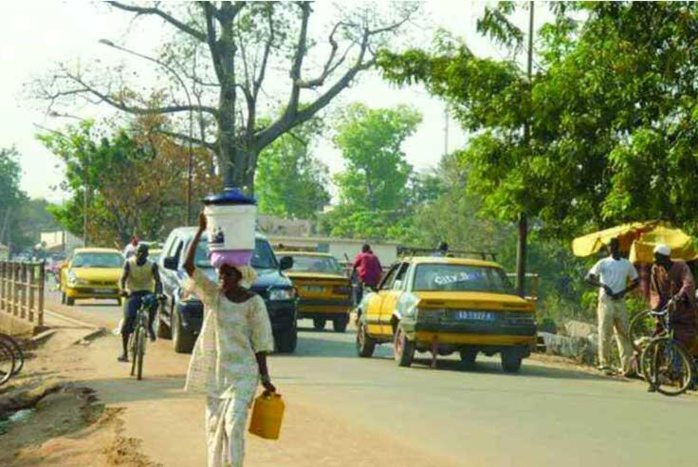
<box><xmin>46</xmin><ymin>294</ymin><xmax>698</xmax><ymax>466</ymax></box>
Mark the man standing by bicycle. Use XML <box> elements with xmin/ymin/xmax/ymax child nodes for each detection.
<box><xmin>649</xmin><ymin>244</ymin><xmax>698</xmax><ymax>354</ymax></box>
<box><xmin>585</xmin><ymin>237</ymin><xmax>639</xmax><ymax>376</ymax></box>
<box><xmin>118</xmin><ymin>243</ymin><xmax>162</xmax><ymax>362</ymax></box>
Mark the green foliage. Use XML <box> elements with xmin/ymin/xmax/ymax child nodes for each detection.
<box><xmin>322</xmin><ymin>103</ymin><xmax>424</xmax><ymax>239</ymax></box>
<box><xmin>0</xmin><ymin>147</ymin><xmax>30</xmax><ymax>249</ymax></box>
<box><xmin>379</xmin><ymin>2</ymin><xmax>698</xmax><ymax>238</ymax></box>
<box><xmin>255</xmin><ymin>120</ymin><xmax>330</xmax><ymax>219</ymax></box>
<box><xmin>37</xmin><ymin>118</ymin><xmax>219</xmax><ymax>247</ymax></box>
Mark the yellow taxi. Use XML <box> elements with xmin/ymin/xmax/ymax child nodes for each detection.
<box><xmin>276</xmin><ymin>251</ymin><xmax>353</xmax><ymax>332</ymax></box>
<box><xmin>60</xmin><ymin>247</ymin><xmax>125</xmax><ymax>306</ymax></box>
<box><xmin>356</xmin><ymin>256</ymin><xmax>537</xmax><ymax>372</ymax></box>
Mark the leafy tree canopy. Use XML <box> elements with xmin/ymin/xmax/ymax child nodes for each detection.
<box><xmin>379</xmin><ymin>2</ymin><xmax>698</xmax><ymax>237</ymax></box>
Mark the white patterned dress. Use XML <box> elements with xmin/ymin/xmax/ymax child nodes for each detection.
<box><xmin>183</xmin><ymin>269</ymin><xmax>274</xmax><ymax>467</ymax></box>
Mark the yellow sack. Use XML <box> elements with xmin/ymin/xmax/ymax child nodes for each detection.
<box><xmin>248</xmin><ymin>392</ymin><xmax>284</xmax><ymax>440</ymax></box>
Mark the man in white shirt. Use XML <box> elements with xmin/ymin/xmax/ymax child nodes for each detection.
<box><xmin>585</xmin><ymin>237</ymin><xmax>639</xmax><ymax>376</ymax></box>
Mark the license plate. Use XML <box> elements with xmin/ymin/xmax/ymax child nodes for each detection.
<box><xmin>453</xmin><ymin>311</ymin><xmax>495</xmax><ymax>321</ymax></box>
<box><xmin>93</xmin><ymin>289</ymin><xmax>115</xmax><ymax>295</ymax></box>
<box><xmin>304</xmin><ymin>285</ymin><xmax>326</xmax><ymax>293</ymax></box>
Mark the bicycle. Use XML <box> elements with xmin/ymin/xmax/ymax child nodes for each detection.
<box><xmin>640</xmin><ymin>306</ymin><xmax>696</xmax><ymax>396</ymax></box>
<box><xmin>128</xmin><ymin>293</ymin><xmax>161</xmax><ymax>381</ymax></box>
<box><xmin>0</xmin><ymin>333</ymin><xmax>24</xmax><ymax>377</ymax></box>
<box><xmin>0</xmin><ymin>340</ymin><xmax>16</xmax><ymax>387</ymax></box>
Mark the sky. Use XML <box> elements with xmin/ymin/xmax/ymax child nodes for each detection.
<box><xmin>0</xmin><ymin>1</ymin><xmax>547</xmax><ymax>204</ymax></box>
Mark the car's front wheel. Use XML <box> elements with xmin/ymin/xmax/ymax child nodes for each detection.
<box><xmin>172</xmin><ymin>307</ymin><xmax>195</xmax><ymax>354</ymax></box>
<box><xmin>65</xmin><ymin>296</ymin><xmax>75</xmax><ymax>306</ymax></box>
<box><xmin>276</xmin><ymin>322</ymin><xmax>297</xmax><ymax>354</ymax></box>
<box><xmin>394</xmin><ymin>326</ymin><xmax>415</xmax><ymax>367</ymax></box>
<box><xmin>156</xmin><ymin>299</ymin><xmax>172</xmax><ymax>340</ymax></box>
<box><xmin>356</xmin><ymin>322</ymin><xmax>375</xmax><ymax>358</ymax></box>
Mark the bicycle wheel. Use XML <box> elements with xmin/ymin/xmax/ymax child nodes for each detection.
<box><xmin>135</xmin><ymin>327</ymin><xmax>146</xmax><ymax>381</ymax></box>
<box><xmin>629</xmin><ymin>310</ymin><xmax>656</xmax><ymax>353</ymax></box>
<box><xmin>0</xmin><ymin>334</ymin><xmax>24</xmax><ymax>376</ymax></box>
<box><xmin>645</xmin><ymin>337</ymin><xmax>694</xmax><ymax>396</ymax></box>
<box><xmin>0</xmin><ymin>341</ymin><xmax>16</xmax><ymax>386</ymax></box>
<box><xmin>129</xmin><ymin>330</ymin><xmax>138</xmax><ymax>377</ymax></box>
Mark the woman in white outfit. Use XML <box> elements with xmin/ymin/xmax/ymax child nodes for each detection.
<box><xmin>183</xmin><ymin>212</ymin><xmax>276</xmax><ymax>467</ymax></box>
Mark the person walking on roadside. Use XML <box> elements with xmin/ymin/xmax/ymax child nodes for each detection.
<box><xmin>649</xmin><ymin>244</ymin><xmax>698</xmax><ymax>354</ymax></box>
<box><xmin>123</xmin><ymin>235</ymin><xmax>139</xmax><ymax>259</ymax></box>
<box><xmin>351</xmin><ymin>244</ymin><xmax>383</xmax><ymax>305</ymax></box>
<box><xmin>184</xmin><ymin>212</ymin><xmax>276</xmax><ymax>467</ymax></box>
<box><xmin>585</xmin><ymin>237</ymin><xmax>639</xmax><ymax>376</ymax></box>
<box><xmin>118</xmin><ymin>243</ymin><xmax>162</xmax><ymax>361</ymax></box>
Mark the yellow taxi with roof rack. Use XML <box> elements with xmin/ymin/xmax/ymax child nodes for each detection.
<box><xmin>355</xmin><ymin>254</ymin><xmax>537</xmax><ymax>372</ymax></box>
<box><xmin>59</xmin><ymin>247</ymin><xmax>125</xmax><ymax>306</ymax></box>
<box><xmin>275</xmin><ymin>251</ymin><xmax>353</xmax><ymax>332</ymax></box>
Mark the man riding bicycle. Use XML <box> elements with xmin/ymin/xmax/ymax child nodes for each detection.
<box><xmin>118</xmin><ymin>243</ymin><xmax>163</xmax><ymax>362</ymax></box>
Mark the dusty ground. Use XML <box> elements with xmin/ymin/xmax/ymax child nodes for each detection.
<box><xmin>0</xmin><ymin>323</ymin><xmax>454</xmax><ymax>467</ymax></box>
<box><xmin>0</xmin><ymin>325</ymin><xmax>161</xmax><ymax>467</ymax></box>
<box><xmin>0</xmin><ymin>304</ymin><xmax>684</xmax><ymax>467</ymax></box>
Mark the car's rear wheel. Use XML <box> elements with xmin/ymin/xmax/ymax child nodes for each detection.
<box><xmin>333</xmin><ymin>315</ymin><xmax>349</xmax><ymax>333</ymax></box>
<box><xmin>172</xmin><ymin>307</ymin><xmax>195</xmax><ymax>354</ymax></box>
<box><xmin>276</xmin><ymin>322</ymin><xmax>298</xmax><ymax>354</ymax></box>
<box><xmin>356</xmin><ymin>322</ymin><xmax>376</xmax><ymax>358</ymax></box>
<box><xmin>312</xmin><ymin>318</ymin><xmax>326</xmax><ymax>331</ymax></box>
<box><xmin>459</xmin><ymin>347</ymin><xmax>478</xmax><ymax>366</ymax></box>
<box><xmin>501</xmin><ymin>347</ymin><xmax>523</xmax><ymax>373</ymax></box>
<box><xmin>394</xmin><ymin>326</ymin><xmax>415</xmax><ymax>367</ymax></box>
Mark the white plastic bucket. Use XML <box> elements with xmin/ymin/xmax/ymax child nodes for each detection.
<box><xmin>204</xmin><ymin>204</ymin><xmax>257</xmax><ymax>252</ymax></box>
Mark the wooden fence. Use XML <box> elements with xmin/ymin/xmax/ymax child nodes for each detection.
<box><xmin>0</xmin><ymin>261</ymin><xmax>45</xmax><ymax>328</ymax></box>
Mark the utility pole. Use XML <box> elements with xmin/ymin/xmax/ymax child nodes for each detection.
<box><xmin>516</xmin><ymin>1</ymin><xmax>534</xmax><ymax>297</ymax></box>
<box><xmin>83</xmin><ymin>164</ymin><xmax>88</xmax><ymax>247</ymax></box>
<box><xmin>444</xmin><ymin>105</ymin><xmax>449</xmax><ymax>157</ymax></box>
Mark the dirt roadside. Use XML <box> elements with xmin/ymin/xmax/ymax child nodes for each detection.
<box><xmin>0</xmin><ymin>311</ymin><xmax>456</xmax><ymax>467</ymax></box>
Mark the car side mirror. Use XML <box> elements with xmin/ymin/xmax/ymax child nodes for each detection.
<box><xmin>279</xmin><ymin>256</ymin><xmax>293</xmax><ymax>271</ymax></box>
<box><xmin>163</xmin><ymin>257</ymin><xmax>178</xmax><ymax>270</ymax></box>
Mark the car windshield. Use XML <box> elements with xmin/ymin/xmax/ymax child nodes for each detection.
<box><xmin>413</xmin><ymin>264</ymin><xmax>515</xmax><ymax>294</ymax></box>
<box><xmin>287</xmin><ymin>255</ymin><xmax>342</xmax><ymax>274</ymax></box>
<box><xmin>72</xmin><ymin>252</ymin><xmax>124</xmax><ymax>269</ymax></box>
<box><xmin>195</xmin><ymin>238</ymin><xmax>278</xmax><ymax>270</ymax></box>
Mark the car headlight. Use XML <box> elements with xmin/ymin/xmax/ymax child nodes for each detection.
<box><xmin>269</xmin><ymin>288</ymin><xmax>295</xmax><ymax>301</ymax></box>
<box><xmin>67</xmin><ymin>271</ymin><xmax>77</xmax><ymax>286</ymax></box>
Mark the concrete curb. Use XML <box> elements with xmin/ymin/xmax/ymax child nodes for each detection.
<box><xmin>31</xmin><ymin>329</ymin><xmax>58</xmax><ymax>346</ymax></box>
<box><xmin>72</xmin><ymin>328</ymin><xmax>107</xmax><ymax>345</ymax></box>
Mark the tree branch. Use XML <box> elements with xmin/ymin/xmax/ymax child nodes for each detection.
<box><xmin>287</xmin><ymin>2</ymin><xmax>312</xmax><ymax>112</ymax></box>
<box><xmin>107</xmin><ymin>1</ymin><xmax>207</xmax><ymax>42</ymax></box>
<box><xmin>153</xmin><ymin>128</ymin><xmax>216</xmax><ymax>150</ymax></box>
<box><xmin>51</xmin><ymin>71</ymin><xmax>219</xmax><ymax>117</ymax></box>
<box><xmin>256</xmin><ymin>29</ymin><xmax>371</xmax><ymax>150</ymax></box>
<box><xmin>202</xmin><ymin>2</ymin><xmax>225</xmax><ymax>83</ymax></box>
<box><xmin>253</xmin><ymin>5</ymin><xmax>275</xmax><ymax>101</ymax></box>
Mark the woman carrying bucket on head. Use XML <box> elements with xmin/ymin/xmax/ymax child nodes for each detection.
<box><xmin>183</xmin><ymin>207</ymin><xmax>276</xmax><ymax>467</ymax></box>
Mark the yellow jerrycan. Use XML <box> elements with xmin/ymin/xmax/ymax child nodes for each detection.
<box><xmin>248</xmin><ymin>392</ymin><xmax>285</xmax><ymax>440</ymax></box>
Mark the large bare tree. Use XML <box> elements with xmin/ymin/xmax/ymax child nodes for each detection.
<box><xmin>36</xmin><ymin>1</ymin><xmax>417</xmax><ymax>191</ymax></box>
